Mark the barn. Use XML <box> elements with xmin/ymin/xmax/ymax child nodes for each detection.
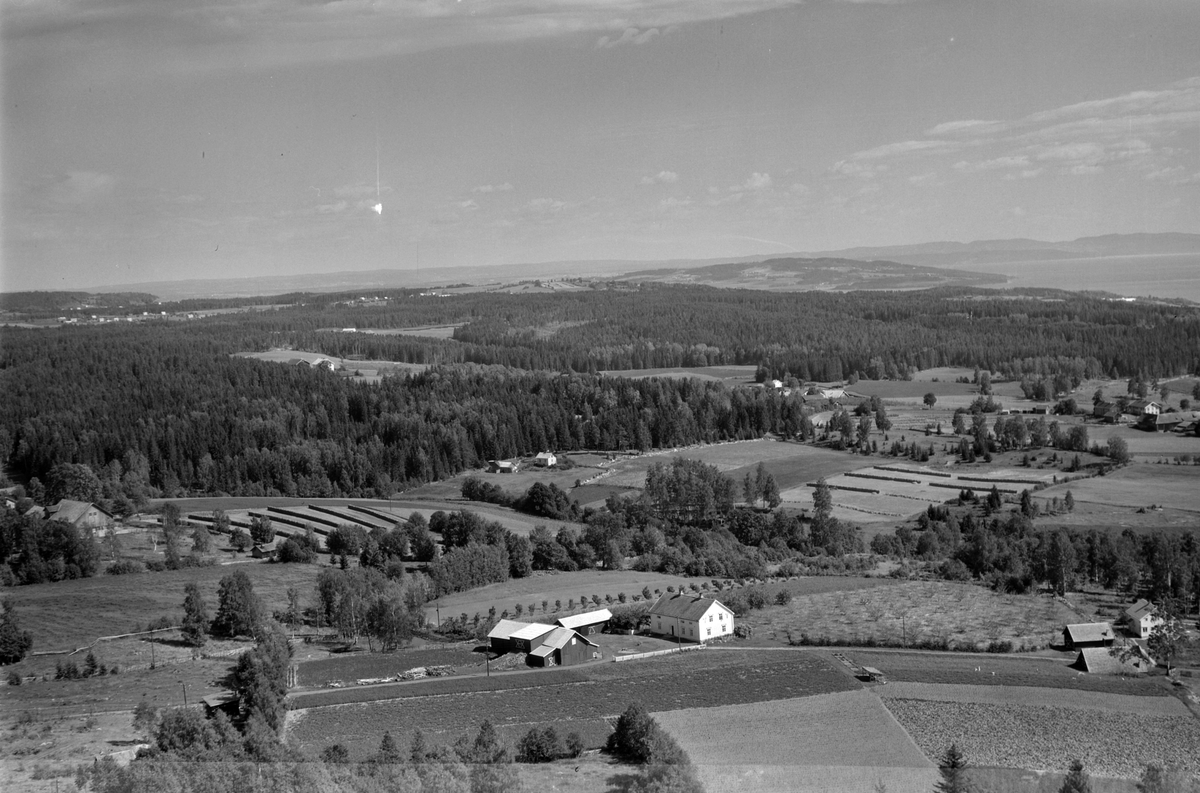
<box><xmin>487</xmin><ymin>619</ymin><xmax>531</xmax><ymax>654</ymax></box>
<box><xmin>555</xmin><ymin>608</ymin><xmax>612</xmax><ymax>636</ymax></box>
<box><xmin>1062</xmin><ymin>622</ymin><xmax>1115</xmax><ymax>650</ymax></box>
<box><xmin>647</xmin><ymin>593</ymin><xmax>734</xmax><ymax>643</ymax></box>
<box><xmin>509</xmin><ymin>622</ymin><xmax>558</xmax><ymax>653</ymax></box>
<box><xmin>527</xmin><ymin>628</ymin><xmax>600</xmax><ymax>667</ymax></box>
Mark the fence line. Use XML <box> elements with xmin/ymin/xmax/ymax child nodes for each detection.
<box><xmin>612</xmin><ymin>644</ymin><xmax>706</xmax><ymax>663</ymax></box>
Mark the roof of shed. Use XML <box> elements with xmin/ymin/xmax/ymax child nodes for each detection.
<box><xmin>1076</xmin><ymin>647</ymin><xmax>1149</xmax><ymax>674</ymax></box>
<box><xmin>509</xmin><ymin>622</ymin><xmax>557</xmax><ymax>641</ymax></box>
<box><xmin>556</xmin><ymin>609</ymin><xmax>612</xmax><ymax>630</ymax></box>
<box><xmin>487</xmin><ymin>619</ymin><xmax>530</xmax><ymax>640</ymax></box>
<box><xmin>1064</xmin><ymin>622</ymin><xmax>1114</xmax><ymax>643</ymax></box>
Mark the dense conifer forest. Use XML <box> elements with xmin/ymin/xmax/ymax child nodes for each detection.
<box><xmin>1</xmin><ymin>284</ymin><xmax>1197</xmax><ymax>501</ymax></box>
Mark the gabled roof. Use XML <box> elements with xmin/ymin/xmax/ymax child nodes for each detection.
<box><xmin>1124</xmin><ymin>600</ymin><xmax>1156</xmax><ymax>621</ymax></box>
<box><xmin>1076</xmin><ymin>647</ymin><xmax>1149</xmax><ymax>675</ymax></box>
<box><xmin>48</xmin><ymin>500</ymin><xmax>113</xmax><ymax>525</ymax></box>
<box><xmin>556</xmin><ymin>608</ymin><xmax>612</xmax><ymax>630</ymax></box>
<box><xmin>530</xmin><ymin>627</ymin><xmax>598</xmax><ymax>656</ymax></box>
<box><xmin>509</xmin><ymin>622</ymin><xmax>557</xmax><ymax>641</ymax></box>
<box><xmin>1064</xmin><ymin>622</ymin><xmax>1114</xmax><ymax>644</ymax></box>
<box><xmin>647</xmin><ymin>593</ymin><xmax>729</xmax><ymax>622</ymax></box>
<box><xmin>487</xmin><ymin>619</ymin><xmax>530</xmax><ymax>640</ymax></box>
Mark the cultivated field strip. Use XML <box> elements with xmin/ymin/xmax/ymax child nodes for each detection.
<box><xmin>692</xmin><ymin>766</ymin><xmax>939</xmax><ymax>793</ymax></box>
<box><xmin>781</xmin><ymin>464</ymin><xmax>1064</xmax><ymax>521</ymax></box>
<box><xmin>286</xmin><ymin>650</ymin><xmax>856</xmax><ymax>758</ymax></box>
<box><xmin>877</xmin><ymin>682</ymin><xmax>1190</xmax><ymax>716</ymax></box>
<box><xmin>883</xmin><ymin>698</ymin><xmax>1200</xmax><ymax>777</ymax></box>
<box><xmin>653</xmin><ymin>691</ymin><xmax>937</xmax><ymax>793</ymax></box>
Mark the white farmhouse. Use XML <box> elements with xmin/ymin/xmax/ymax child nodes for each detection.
<box><xmin>646</xmin><ymin>592</ymin><xmax>734</xmax><ymax>643</ymax></box>
<box><xmin>1124</xmin><ymin>599</ymin><xmax>1165</xmax><ymax>639</ymax></box>
<box><xmin>534</xmin><ymin>451</ymin><xmax>557</xmax><ymax>467</ymax></box>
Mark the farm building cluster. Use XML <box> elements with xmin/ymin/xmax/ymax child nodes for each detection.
<box><xmin>486</xmin><ymin>595</ymin><xmax>736</xmax><ymax>667</ymax></box>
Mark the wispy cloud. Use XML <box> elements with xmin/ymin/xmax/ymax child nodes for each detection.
<box><xmin>472</xmin><ymin>183</ymin><xmax>514</xmax><ymax>194</ymax></box>
<box><xmin>833</xmin><ymin>76</ymin><xmax>1200</xmax><ymax>183</ymax></box>
<box><xmin>640</xmin><ymin>170</ymin><xmax>679</xmax><ymax>185</ymax></box>
<box><xmin>596</xmin><ymin>27</ymin><xmax>661</xmax><ymax>49</ymax></box>
<box><xmin>5</xmin><ymin>0</ymin><xmax>803</xmax><ymax>74</ymax></box>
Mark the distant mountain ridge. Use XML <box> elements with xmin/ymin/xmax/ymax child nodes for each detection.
<box><xmin>802</xmin><ymin>232</ymin><xmax>1200</xmax><ymax>265</ymax></box>
<box><xmin>55</xmin><ymin>231</ymin><xmax>1200</xmax><ymax>301</ymax></box>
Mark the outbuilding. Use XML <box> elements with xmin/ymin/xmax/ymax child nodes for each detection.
<box><xmin>508</xmin><ymin>622</ymin><xmax>558</xmax><ymax>653</ymax></box>
<box><xmin>555</xmin><ymin>608</ymin><xmax>612</xmax><ymax>636</ymax></box>
<box><xmin>646</xmin><ymin>593</ymin><xmax>734</xmax><ymax>643</ymax></box>
<box><xmin>1062</xmin><ymin>622</ymin><xmax>1115</xmax><ymax>650</ymax></box>
<box><xmin>487</xmin><ymin>619</ymin><xmax>530</xmax><ymax>654</ymax></box>
<box><xmin>527</xmin><ymin>628</ymin><xmax>600</xmax><ymax>667</ymax></box>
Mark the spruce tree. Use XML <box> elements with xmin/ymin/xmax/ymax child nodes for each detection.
<box><xmin>1059</xmin><ymin>760</ymin><xmax>1092</xmax><ymax>793</ymax></box>
<box><xmin>181</xmin><ymin>582</ymin><xmax>209</xmax><ymax>648</ymax></box>
<box><xmin>935</xmin><ymin>743</ymin><xmax>972</xmax><ymax>793</ymax></box>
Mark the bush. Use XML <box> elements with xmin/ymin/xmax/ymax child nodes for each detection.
<box><xmin>277</xmin><ymin>538</ymin><xmax>316</xmax><ymax>564</ymax></box>
<box><xmin>105</xmin><ymin>559</ymin><xmax>144</xmax><ymax>576</ymax></box>
<box><xmin>565</xmin><ymin>732</ymin><xmax>584</xmax><ymax>758</ymax></box>
<box><xmin>7</xmin><ymin>671</ymin><xmax>22</xmax><ymax>686</ymax></box>
<box><xmin>517</xmin><ymin>726</ymin><xmax>560</xmax><ymax>763</ymax></box>
<box><xmin>774</xmin><ymin>589</ymin><xmax>793</xmax><ymax>606</ymax></box>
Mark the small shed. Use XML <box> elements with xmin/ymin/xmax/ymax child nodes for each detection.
<box><xmin>488</xmin><ymin>460</ymin><xmax>519</xmax><ymax>474</ymax></box>
<box><xmin>1062</xmin><ymin>622</ymin><xmax>1114</xmax><ymax>649</ymax></box>
<box><xmin>527</xmin><ymin>628</ymin><xmax>600</xmax><ymax>667</ymax></box>
<box><xmin>555</xmin><ymin>608</ymin><xmax>612</xmax><ymax>636</ymax></box>
<box><xmin>508</xmin><ymin>622</ymin><xmax>557</xmax><ymax>653</ymax></box>
<box><xmin>251</xmin><ymin>542</ymin><xmax>277</xmax><ymax>559</ymax></box>
<box><xmin>858</xmin><ymin>666</ymin><xmax>886</xmax><ymax>683</ymax></box>
<box><xmin>202</xmin><ymin>691</ymin><xmax>240</xmax><ymax>718</ymax></box>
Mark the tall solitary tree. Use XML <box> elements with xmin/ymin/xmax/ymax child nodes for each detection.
<box><xmin>935</xmin><ymin>743</ymin><xmax>973</xmax><ymax>793</ymax></box>
<box><xmin>210</xmin><ymin>570</ymin><xmax>261</xmax><ymax>638</ymax></box>
<box><xmin>180</xmin><ymin>583</ymin><xmax>209</xmax><ymax>648</ymax></box>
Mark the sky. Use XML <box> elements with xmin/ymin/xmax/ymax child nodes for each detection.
<box><xmin>3</xmin><ymin>0</ymin><xmax>1200</xmax><ymax>291</ymax></box>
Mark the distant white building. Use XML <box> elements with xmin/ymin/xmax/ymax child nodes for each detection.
<box><xmin>534</xmin><ymin>451</ymin><xmax>557</xmax><ymax>467</ymax></box>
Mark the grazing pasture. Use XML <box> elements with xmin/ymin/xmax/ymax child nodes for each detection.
<box><xmin>285</xmin><ymin>648</ymin><xmax>855</xmax><ymax>760</ymax></box>
<box><xmin>3</xmin><ymin>561</ymin><xmax>314</xmax><ymax>660</ymax></box>
<box><xmin>297</xmin><ymin>644</ymin><xmax>486</xmax><ymax>686</ymax></box>
<box><xmin>600</xmin><ymin>365</ymin><xmax>757</xmax><ymax>383</ymax></box>
<box><xmin>601</xmin><ymin>439</ymin><xmax>860</xmax><ymax>489</ymax></box>
<box><xmin>876</xmin><ymin>682</ymin><xmax>1187</xmax><ymax>716</ymax></box>
<box><xmin>1034</xmin><ymin>464</ymin><xmax>1200</xmax><ymax>515</ymax></box>
<box><xmin>653</xmin><ymin>690</ymin><xmax>936</xmax><ymax>793</ymax></box>
<box><xmin>883</xmin><ymin>697</ymin><xmax>1200</xmax><ymax>778</ymax></box>
<box><xmin>743</xmin><ymin>580</ymin><xmax>1077</xmax><ymax>651</ymax></box>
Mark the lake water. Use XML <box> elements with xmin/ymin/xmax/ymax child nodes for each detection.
<box><xmin>959</xmin><ymin>253</ymin><xmax>1200</xmax><ymax>303</ymax></box>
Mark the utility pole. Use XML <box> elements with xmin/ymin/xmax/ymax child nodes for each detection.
<box><xmin>180</xmin><ymin>681</ymin><xmax>187</xmax><ymax>707</ymax></box>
